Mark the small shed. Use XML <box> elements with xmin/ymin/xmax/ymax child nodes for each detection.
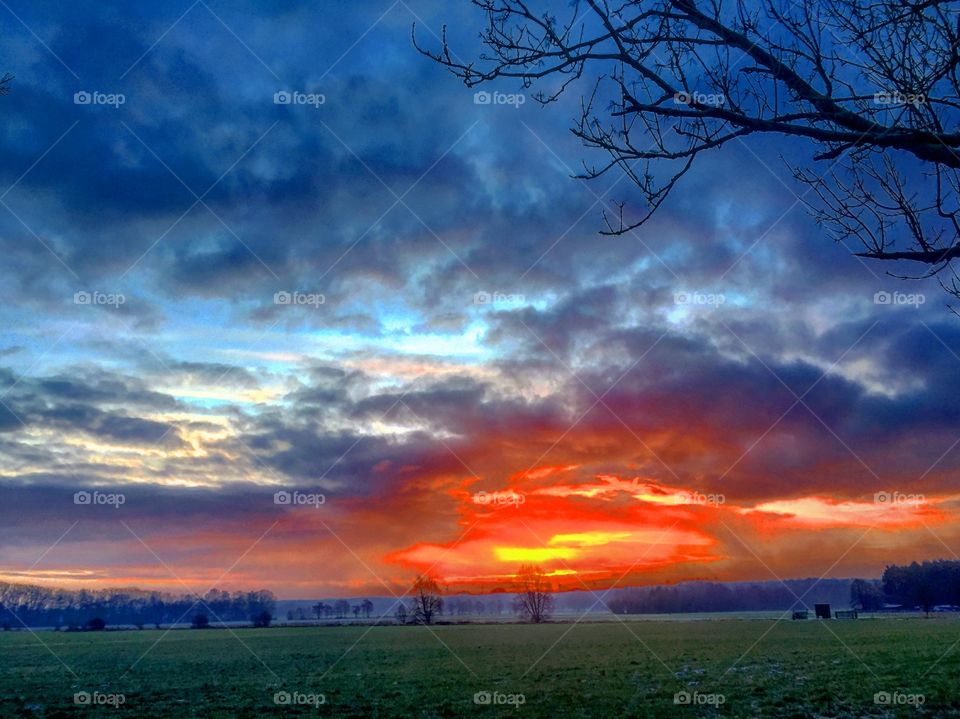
<box><xmin>814</xmin><ymin>603</ymin><xmax>831</xmax><ymax>619</ymax></box>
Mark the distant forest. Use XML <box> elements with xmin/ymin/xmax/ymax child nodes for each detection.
<box><xmin>854</xmin><ymin>560</ymin><xmax>960</xmax><ymax>613</ymax></box>
<box><xmin>0</xmin><ymin>584</ymin><xmax>275</xmax><ymax>629</ymax></box>
<box><xmin>607</xmin><ymin>561</ymin><xmax>960</xmax><ymax>615</ymax></box>
<box><xmin>604</xmin><ymin>578</ymin><xmax>852</xmax><ymax>614</ymax></box>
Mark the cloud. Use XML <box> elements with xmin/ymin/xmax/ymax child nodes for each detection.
<box><xmin>1</xmin><ymin>0</ymin><xmax>958</xmax><ymax>597</ymax></box>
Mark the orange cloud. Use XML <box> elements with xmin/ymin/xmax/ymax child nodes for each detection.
<box><xmin>742</xmin><ymin>494</ymin><xmax>946</xmax><ymax>528</ymax></box>
<box><xmin>384</xmin><ymin>472</ymin><xmax>960</xmax><ymax>594</ymax></box>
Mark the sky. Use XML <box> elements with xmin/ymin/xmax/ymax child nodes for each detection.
<box><xmin>1</xmin><ymin>0</ymin><xmax>959</xmax><ymax>599</ymax></box>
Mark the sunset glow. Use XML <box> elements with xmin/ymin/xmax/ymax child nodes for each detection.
<box><xmin>1</xmin><ymin>0</ymin><xmax>959</xmax><ymax>603</ymax></box>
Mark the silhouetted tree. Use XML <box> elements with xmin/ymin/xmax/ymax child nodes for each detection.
<box><xmin>514</xmin><ymin>564</ymin><xmax>554</xmax><ymax>623</ymax></box>
<box><xmin>881</xmin><ymin>560</ymin><xmax>959</xmax><ymax>615</ymax></box>
<box><xmin>418</xmin><ymin>1</ymin><xmax>960</xmax><ymax>299</ymax></box>
<box><xmin>410</xmin><ymin>575</ymin><xmax>443</xmax><ymax>625</ymax></box>
<box><xmin>191</xmin><ymin>613</ymin><xmax>209</xmax><ymax>629</ymax></box>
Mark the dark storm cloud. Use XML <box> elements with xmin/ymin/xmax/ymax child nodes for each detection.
<box><xmin>3</xmin><ymin>302</ymin><xmax>954</xmax><ymax>507</ymax></box>
<box><xmin>0</xmin><ymin>0</ymin><xmax>633</xmax><ymax>315</ymax></box>
<box><xmin>0</xmin><ymin>0</ymin><xmax>944</xmax><ymax>329</ymax></box>
<box><xmin>0</xmin><ymin>366</ymin><xmax>187</xmax><ymax>448</ymax></box>
<box><xmin>463</xmin><ymin>282</ymin><xmax>960</xmax><ymax>499</ymax></box>
<box><xmin>0</xmin><ymin>481</ymin><xmax>295</xmax><ymax>550</ymax></box>
<box><xmin>10</xmin><ymin>368</ymin><xmax>181</xmax><ymax>411</ymax></box>
<box><xmin>32</xmin><ymin>403</ymin><xmax>184</xmax><ymax>447</ymax></box>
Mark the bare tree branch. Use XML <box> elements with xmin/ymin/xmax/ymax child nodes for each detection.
<box><xmin>514</xmin><ymin>564</ymin><xmax>554</xmax><ymax>623</ymax></box>
<box><xmin>416</xmin><ymin>0</ymin><xmax>960</xmax><ymax>300</ymax></box>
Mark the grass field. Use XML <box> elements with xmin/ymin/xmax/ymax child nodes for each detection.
<box><xmin>2</xmin><ymin>616</ymin><xmax>958</xmax><ymax>717</ymax></box>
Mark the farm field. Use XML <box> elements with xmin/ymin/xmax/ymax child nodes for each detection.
<box><xmin>1</xmin><ymin>616</ymin><xmax>958</xmax><ymax>717</ymax></box>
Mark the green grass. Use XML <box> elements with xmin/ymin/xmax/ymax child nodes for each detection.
<box><xmin>2</xmin><ymin>616</ymin><xmax>959</xmax><ymax>717</ymax></box>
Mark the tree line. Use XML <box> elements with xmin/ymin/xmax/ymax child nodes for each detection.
<box><xmin>306</xmin><ymin>599</ymin><xmax>374</xmax><ymax>620</ymax></box>
<box><xmin>607</xmin><ymin>579</ymin><xmax>852</xmax><ymax>614</ymax></box>
<box><xmin>301</xmin><ymin>567</ymin><xmax>557</xmax><ymax>626</ymax></box>
<box><xmin>853</xmin><ymin>560</ymin><xmax>960</xmax><ymax>614</ymax></box>
<box><xmin>0</xmin><ymin>582</ymin><xmax>275</xmax><ymax>630</ymax></box>
<box><xmin>9</xmin><ymin>560</ymin><xmax>950</xmax><ymax>629</ymax></box>
<box><xmin>299</xmin><ymin>596</ymin><xmax>506</xmax><ymax>621</ymax></box>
